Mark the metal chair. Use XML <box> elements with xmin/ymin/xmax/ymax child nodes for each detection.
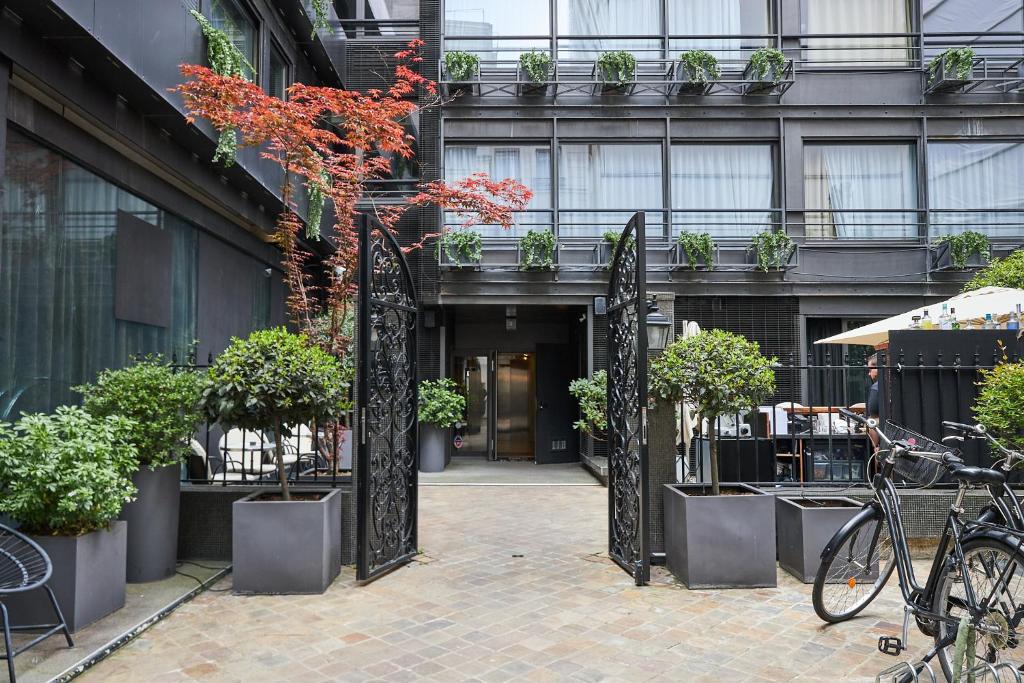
<box><xmin>0</xmin><ymin>524</ymin><xmax>74</xmax><ymax>682</ymax></box>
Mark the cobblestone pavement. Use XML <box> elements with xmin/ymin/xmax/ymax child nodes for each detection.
<box><xmin>82</xmin><ymin>485</ymin><xmax>927</xmax><ymax>682</ymax></box>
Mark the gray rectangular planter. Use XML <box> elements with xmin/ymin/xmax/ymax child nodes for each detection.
<box><xmin>6</xmin><ymin>522</ymin><xmax>127</xmax><ymax>632</ymax></box>
<box><xmin>232</xmin><ymin>489</ymin><xmax>341</xmax><ymax>594</ymax></box>
<box><xmin>121</xmin><ymin>463</ymin><xmax>180</xmax><ymax>583</ymax></box>
<box><xmin>776</xmin><ymin>496</ymin><xmax>864</xmax><ymax>583</ymax></box>
<box><xmin>664</xmin><ymin>483</ymin><xmax>776</xmax><ymax>589</ymax></box>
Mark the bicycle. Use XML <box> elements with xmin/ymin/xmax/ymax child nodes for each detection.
<box><xmin>942</xmin><ymin>420</ymin><xmax>1024</xmax><ymax>533</ymax></box>
<box><xmin>812</xmin><ymin>409</ymin><xmax>1024</xmax><ymax>680</ymax></box>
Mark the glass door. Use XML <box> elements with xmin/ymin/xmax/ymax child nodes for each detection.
<box><xmin>453</xmin><ymin>353</ymin><xmax>493</xmax><ymax>459</ymax></box>
<box><xmin>496</xmin><ymin>352</ymin><xmax>535</xmax><ymax>461</ymax></box>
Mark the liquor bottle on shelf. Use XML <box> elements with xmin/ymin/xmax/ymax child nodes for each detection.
<box><xmin>909</xmin><ymin>315</ymin><xmax>922</xmax><ymax>329</ymax></box>
<box><xmin>951</xmin><ymin>307</ymin><xmax>961</xmax><ymax>330</ymax></box>
<box><xmin>921</xmin><ymin>309</ymin><xmax>934</xmax><ymax>330</ymax></box>
<box><xmin>1008</xmin><ymin>305</ymin><xmax>1021</xmax><ymax>331</ymax></box>
<box><xmin>939</xmin><ymin>303</ymin><xmax>952</xmax><ymax>330</ymax></box>
<box><xmin>983</xmin><ymin>313</ymin><xmax>997</xmax><ymax>330</ymax></box>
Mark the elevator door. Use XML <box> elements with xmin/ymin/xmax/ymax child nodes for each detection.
<box><xmin>496</xmin><ymin>353</ymin><xmax>535</xmax><ymax>460</ymax></box>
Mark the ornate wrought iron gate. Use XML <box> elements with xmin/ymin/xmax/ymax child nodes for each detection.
<box><xmin>606</xmin><ymin>212</ymin><xmax>650</xmax><ymax>586</ymax></box>
<box><xmin>356</xmin><ymin>214</ymin><xmax>419</xmax><ymax>583</ymax></box>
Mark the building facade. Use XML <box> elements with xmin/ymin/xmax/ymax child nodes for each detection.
<box><xmin>341</xmin><ymin>0</ymin><xmax>1024</xmax><ymax>469</ymax></box>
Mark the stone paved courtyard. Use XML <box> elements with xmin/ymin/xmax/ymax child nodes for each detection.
<box><xmin>80</xmin><ymin>482</ymin><xmax>928</xmax><ymax>682</ymax></box>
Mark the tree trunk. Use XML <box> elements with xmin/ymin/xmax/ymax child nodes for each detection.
<box><xmin>274</xmin><ymin>421</ymin><xmax>291</xmax><ymax>501</ymax></box>
<box><xmin>709</xmin><ymin>421</ymin><xmax>720</xmax><ymax>497</ymax></box>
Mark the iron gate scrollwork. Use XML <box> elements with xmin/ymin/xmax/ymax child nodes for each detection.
<box><xmin>607</xmin><ymin>212</ymin><xmax>650</xmax><ymax>586</ymax></box>
<box><xmin>356</xmin><ymin>214</ymin><xmax>418</xmax><ymax>583</ymax></box>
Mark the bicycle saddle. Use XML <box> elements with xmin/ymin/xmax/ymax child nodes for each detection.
<box><xmin>945</xmin><ymin>461</ymin><xmax>1006</xmax><ymax>486</ymax></box>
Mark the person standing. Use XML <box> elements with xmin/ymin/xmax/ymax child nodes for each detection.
<box><xmin>866</xmin><ymin>353</ymin><xmax>880</xmax><ymax>451</ymax></box>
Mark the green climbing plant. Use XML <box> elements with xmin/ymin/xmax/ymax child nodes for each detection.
<box><xmin>189</xmin><ymin>9</ymin><xmax>254</xmax><ymax>167</ymax></box>
<box><xmin>746</xmin><ymin>47</ymin><xmax>785</xmax><ymax>83</ymax></box>
<box><xmin>445</xmin><ymin>51</ymin><xmax>480</xmax><ymax>82</ymax></box>
<box><xmin>519</xmin><ymin>50</ymin><xmax>552</xmax><ymax>83</ymax></box>
<box><xmin>928</xmin><ymin>46</ymin><xmax>975</xmax><ymax>83</ymax></box>
<box><xmin>520</xmin><ymin>229</ymin><xmax>556</xmax><ymax>269</ymax></box>
<box><xmin>679</xmin><ymin>50</ymin><xmax>721</xmax><ymax>84</ymax></box>
<box><xmin>437</xmin><ymin>229</ymin><xmax>483</xmax><ymax>267</ymax></box>
<box><xmin>676</xmin><ymin>232</ymin><xmax>715</xmax><ymax>270</ymax></box>
<box><xmin>748</xmin><ymin>230</ymin><xmax>794</xmax><ymax>272</ymax></box>
<box><xmin>310</xmin><ymin>0</ymin><xmax>332</xmax><ymax>35</ymax></box>
<box><xmin>934</xmin><ymin>231</ymin><xmax>989</xmax><ymax>270</ymax></box>
<box><xmin>597</xmin><ymin>51</ymin><xmax>637</xmax><ymax>86</ymax></box>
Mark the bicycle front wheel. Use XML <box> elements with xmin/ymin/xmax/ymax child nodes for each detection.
<box><xmin>812</xmin><ymin>512</ymin><xmax>896</xmax><ymax>623</ymax></box>
<box><xmin>933</xmin><ymin>536</ymin><xmax>1024</xmax><ymax>680</ymax></box>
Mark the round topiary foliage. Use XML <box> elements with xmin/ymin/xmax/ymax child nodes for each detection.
<box><xmin>75</xmin><ymin>357</ymin><xmax>204</xmax><ymax>469</ymax></box>
<box><xmin>964</xmin><ymin>249</ymin><xmax>1024</xmax><ymax>292</ymax></box>
<box><xmin>0</xmin><ymin>406</ymin><xmax>139</xmax><ymax>536</ymax></box>
<box><xmin>418</xmin><ymin>378</ymin><xmax>466</xmax><ymax>428</ymax></box>
<box><xmin>974</xmin><ymin>361</ymin><xmax>1024</xmax><ymax>454</ymax></box>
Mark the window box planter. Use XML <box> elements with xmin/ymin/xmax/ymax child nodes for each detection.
<box><xmin>516</xmin><ymin>64</ymin><xmax>550</xmax><ymax>96</ymax></box>
<box><xmin>674</xmin><ymin>62</ymin><xmax>713</xmax><ymax>95</ymax></box>
<box><xmin>743</xmin><ymin>61</ymin><xmax>782</xmax><ymax>95</ymax></box>
<box><xmin>670</xmin><ymin>243</ymin><xmax>714</xmax><ymax>270</ymax></box>
<box><xmin>926</xmin><ymin>52</ymin><xmax>976</xmax><ymax>94</ymax></box>
<box><xmin>664</xmin><ymin>483</ymin><xmax>776</xmax><ymax>588</ymax></box>
<box><xmin>6</xmin><ymin>522</ymin><xmax>127</xmax><ymax>632</ymax></box>
<box><xmin>120</xmin><ymin>464</ymin><xmax>180</xmax><ymax>583</ymax></box>
<box><xmin>439</xmin><ymin>253</ymin><xmax>482</xmax><ymax>271</ymax></box>
<box><xmin>444</xmin><ymin>71</ymin><xmax>480</xmax><ymax>97</ymax></box>
<box><xmin>931</xmin><ymin>240</ymin><xmax>990</xmax><ymax>271</ymax></box>
<box><xmin>420</xmin><ymin>424</ymin><xmax>448</xmax><ymax>473</ymax></box>
<box><xmin>776</xmin><ymin>496</ymin><xmax>865</xmax><ymax>583</ymax></box>
<box><xmin>594</xmin><ymin>64</ymin><xmax>636</xmax><ymax>95</ymax></box>
<box><xmin>232</xmin><ymin>489</ymin><xmax>341</xmax><ymax>594</ymax></box>
<box><xmin>746</xmin><ymin>244</ymin><xmax>797</xmax><ymax>271</ymax></box>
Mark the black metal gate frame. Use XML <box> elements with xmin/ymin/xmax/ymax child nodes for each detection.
<box><xmin>356</xmin><ymin>214</ymin><xmax>419</xmax><ymax>583</ymax></box>
<box><xmin>606</xmin><ymin>212</ymin><xmax>651</xmax><ymax>586</ymax></box>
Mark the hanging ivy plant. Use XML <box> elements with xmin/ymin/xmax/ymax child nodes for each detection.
<box><xmin>676</xmin><ymin>232</ymin><xmax>715</xmax><ymax>270</ymax></box>
<box><xmin>679</xmin><ymin>50</ymin><xmax>721</xmax><ymax>84</ymax></box>
<box><xmin>748</xmin><ymin>230</ymin><xmax>794</xmax><ymax>272</ymax></box>
<box><xmin>437</xmin><ymin>229</ymin><xmax>483</xmax><ymax>267</ymax></box>
<box><xmin>306</xmin><ymin>167</ymin><xmax>330</xmax><ymax>240</ymax></box>
<box><xmin>934</xmin><ymin>231</ymin><xmax>990</xmax><ymax>270</ymax></box>
<box><xmin>603</xmin><ymin>230</ymin><xmax>636</xmax><ymax>252</ymax></box>
<box><xmin>928</xmin><ymin>47</ymin><xmax>975</xmax><ymax>83</ymax></box>
<box><xmin>189</xmin><ymin>9</ymin><xmax>254</xmax><ymax>167</ymax></box>
<box><xmin>444</xmin><ymin>51</ymin><xmax>480</xmax><ymax>82</ymax></box>
<box><xmin>310</xmin><ymin>0</ymin><xmax>332</xmax><ymax>36</ymax></box>
<box><xmin>520</xmin><ymin>229</ymin><xmax>556</xmax><ymax>269</ymax></box>
<box><xmin>519</xmin><ymin>50</ymin><xmax>552</xmax><ymax>83</ymax></box>
<box><xmin>597</xmin><ymin>51</ymin><xmax>637</xmax><ymax>86</ymax></box>
<box><xmin>746</xmin><ymin>47</ymin><xmax>785</xmax><ymax>83</ymax></box>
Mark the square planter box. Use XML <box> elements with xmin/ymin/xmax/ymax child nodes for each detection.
<box><xmin>6</xmin><ymin>522</ymin><xmax>127</xmax><ymax>632</ymax></box>
<box><xmin>664</xmin><ymin>483</ymin><xmax>776</xmax><ymax>589</ymax></box>
<box><xmin>931</xmin><ymin>241</ymin><xmax>990</xmax><ymax>271</ymax></box>
<box><xmin>743</xmin><ymin>62</ymin><xmax>782</xmax><ymax>94</ymax></box>
<box><xmin>674</xmin><ymin>62</ymin><xmax>714</xmax><ymax>95</ymax></box>
<box><xmin>776</xmin><ymin>496</ymin><xmax>864</xmax><ymax>583</ymax></box>
<box><xmin>926</xmin><ymin>55</ymin><xmax>974</xmax><ymax>93</ymax></box>
<box><xmin>746</xmin><ymin>244</ymin><xmax>796</xmax><ymax>271</ymax></box>
<box><xmin>121</xmin><ymin>463</ymin><xmax>180</xmax><ymax>583</ymax></box>
<box><xmin>594</xmin><ymin>64</ymin><xmax>636</xmax><ymax>95</ymax></box>
<box><xmin>516</xmin><ymin>64</ymin><xmax>550</xmax><ymax>96</ymax></box>
<box><xmin>671</xmin><ymin>243</ymin><xmax>712</xmax><ymax>270</ymax></box>
<box><xmin>232</xmin><ymin>489</ymin><xmax>341</xmax><ymax>594</ymax></box>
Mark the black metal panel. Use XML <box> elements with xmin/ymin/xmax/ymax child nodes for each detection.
<box><xmin>606</xmin><ymin>212</ymin><xmax>650</xmax><ymax>586</ymax></box>
<box><xmin>356</xmin><ymin>214</ymin><xmax>419</xmax><ymax>583</ymax></box>
<box><xmin>115</xmin><ymin>211</ymin><xmax>172</xmax><ymax>328</ymax></box>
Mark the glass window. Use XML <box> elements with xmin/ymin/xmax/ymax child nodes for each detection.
<box><xmin>1</xmin><ymin>128</ymin><xmax>198</xmax><ymax>416</ymax></box>
<box><xmin>928</xmin><ymin>142</ymin><xmax>1024</xmax><ymax>239</ymax></box>
<box><xmin>268</xmin><ymin>43</ymin><xmax>288</xmax><ymax>99</ymax></box>
<box><xmin>803</xmin><ymin>0</ymin><xmax>913</xmax><ymax>66</ymax></box>
<box><xmin>365</xmin><ymin>0</ymin><xmax>419</xmax><ymax>20</ymax></box>
<box><xmin>557</xmin><ymin>0</ymin><xmax>661</xmax><ymax>59</ymax></box>
<box><xmin>668</xmin><ymin>0</ymin><xmax>772</xmax><ymax>61</ymax></box>
<box><xmin>804</xmin><ymin>143</ymin><xmax>918</xmax><ymax>239</ymax></box>
<box><xmin>558</xmin><ymin>144</ymin><xmax>663</xmax><ymax>237</ymax></box>
<box><xmin>445</xmin><ymin>144</ymin><xmax>551</xmax><ymax>235</ymax></box>
<box><xmin>210</xmin><ymin>0</ymin><xmax>258</xmax><ymax>81</ymax></box>
<box><xmin>922</xmin><ymin>0</ymin><xmax>1024</xmax><ymax>60</ymax></box>
<box><xmin>445</xmin><ymin>0</ymin><xmax>548</xmax><ymax>36</ymax></box>
<box><xmin>671</xmin><ymin>144</ymin><xmax>774</xmax><ymax>238</ymax></box>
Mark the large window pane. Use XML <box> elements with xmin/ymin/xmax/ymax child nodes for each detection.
<box><xmin>671</xmin><ymin>144</ymin><xmax>774</xmax><ymax>238</ymax></box>
<box><xmin>211</xmin><ymin>0</ymin><xmax>258</xmax><ymax>81</ymax></box>
<box><xmin>445</xmin><ymin>0</ymin><xmax>549</xmax><ymax>36</ymax></box>
<box><xmin>928</xmin><ymin>142</ymin><xmax>1024</xmax><ymax>239</ymax></box>
<box><xmin>804</xmin><ymin>143</ymin><xmax>918</xmax><ymax>239</ymax></box>
<box><xmin>557</xmin><ymin>0</ymin><xmax>661</xmax><ymax>59</ymax></box>
<box><xmin>558</xmin><ymin>144</ymin><xmax>663</xmax><ymax>237</ymax></box>
<box><xmin>268</xmin><ymin>44</ymin><xmax>288</xmax><ymax>99</ymax></box>
<box><xmin>445</xmin><ymin>144</ymin><xmax>551</xmax><ymax>236</ymax></box>
<box><xmin>668</xmin><ymin>0</ymin><xmax>771</xmax><ymax>61</ymax></box>
<box><xmin>365</xmin><ymin>0</ymin><xmax>419</xmax><ymax>20</ymax></box>
<box><xmin>922</xmin><ymin>0</ymin><xmax>1024</xmax><ymax>60</ymax></box>
<box><xmin>804</xmin><ymin>0</ymin><xmax>912</xmax><ymax>66</ymax></box>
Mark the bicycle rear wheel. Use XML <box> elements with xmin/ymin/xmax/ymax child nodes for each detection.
<box><xmin>933</xmin><ymin>536</ymin><xmax>1024</xmax><ymax>680</ymax></box>
<box><xmin>812</xmin><ymin>513</ymin><xmax>896</xmax><ymax>623</ymax></box>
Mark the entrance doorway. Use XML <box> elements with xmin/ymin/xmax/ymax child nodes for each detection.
<box><xmin>453</xmin><ymin>352</ymin><xmax>536</xmax><ymax>461</ymax></box>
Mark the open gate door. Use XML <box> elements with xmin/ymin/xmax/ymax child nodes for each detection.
<box><xmin>606</xmin><ymin>212</ymin><xmax>650</xmax><ymax>586</ymax></box>
<box><xmin>356</xmin><ymin>214</ymin><xmax>419</xmax><ymax>583</ymax></box>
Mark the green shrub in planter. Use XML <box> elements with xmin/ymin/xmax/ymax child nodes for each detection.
<box><xmin>748</xmin><ymin>230</ymin><xmax>795</xmax><ymax>271</ymax></box>
<box><xmin>437</xmin><ymin>229</ymin><xmax>483</xmax><ymax>267</ymax></box>
<box><xmin>650</xmin><ymin>329</ymin><xmax>775</xmax><ymax>495</ymax></box>
<box><xmin>934</xmin><ymin>231</ymin><xmax>989</xmax><ymax>270</ymax></box>
<box><xmin>569</xmin><ymin>370</ymin><xmax>607</xmax><ymax>439</ymax></box>
<box><xmin>746</xmin><ymin>47</ymin><xmax>785</xmax><ymax>83</ymax></box>
<box><xmin>597</xmin><ymin>51</ymin><xmax>636</xmax><ymax>86</ymax></box>
<box><xmin>75</xmin><ymin>357</ymin><xmax>203</xmax><ymax>469</ymax></box>
<box><xmin>677</xmin><ymin>232</ymin><xmax>715</xmax><ymax>270</ymax></box>
<box><xmin>200</xmin><ymin>327</ymin><xmax>348</xmax><ymax>500</ymax></box>
<box><xmin>0</xmin><ymin>406</ymin><xmax>138</xmax><ymax>535</ymax></box>
<box><xmin>520</xmin><ymin>229</ymin><xmax>556</xmax><ymax>269</ymax></box>
<box><xmin>974</xmin><ymin>361</ymin><xmax>1024</xmax><ymax>453</ymax></box>
<box><xmin>418</xmin><ymin>378</ymin><xmax>465</xmax><ymax>428</ymax></box>
<box><xmin>444</xmin><ymin>50</ymin><xmax>480</xmax><ymax>82</ymax></box>
<box><xmin>963</xmin><ymin>248</ymin><xmax>1024</xmax><ymax>291</ymax></box>
<box><xmin>519</xmin><ymin>50</ymin><xmax>552</xmax><ymax>83</ymax></box>
<box><xmin>679</xmin><ymin>50</ymin><xmax>721</xmax><ymax>83</ymax></box>
<box><xmin>928</xmin><ymin>46</ymin><xmax>975</xmax><ymax>84</ymax></box>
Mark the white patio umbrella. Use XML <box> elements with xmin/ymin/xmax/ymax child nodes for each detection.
<box><xmin>814</xmin><ymin>287</ymin><xmax>1024</xmax><ymax>347</ymax></box>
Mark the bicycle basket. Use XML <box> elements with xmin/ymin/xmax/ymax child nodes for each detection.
<box><xmin>883</xmin><ymin>422</ymin><xmax>952</xmax><ymax>487</ymax></box>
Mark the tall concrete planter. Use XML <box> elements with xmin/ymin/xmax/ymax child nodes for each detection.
<box><xmin>232</xmin><ymin>489</ymin><xmax>341</xmax><ymax>594</ymax></box>
<box><xmin>120</xmin><ymin>464</ymin><xmax>180</xmax><ymax>583</ymax></box>
<box><xmin>664</xmin><ymin>483</ymin><xmax>776</xmax><ymax>589</ymax></box>
<box><xmin>6</xmin><ymin>522</ymin><xmax>127</xmax><ymax>632</ymax></box>
<box><xmin>776</xmin><ymin>496</ymin><xmax>864</xmax><ymax>583</ymax></box>
<box><xmin>419</xmin><ymin>424</ymin><xmax>447</xmax><ymax>473</ymax></box>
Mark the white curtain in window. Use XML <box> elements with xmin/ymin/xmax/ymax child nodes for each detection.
<box><xmin>445</xmin><ymin>0</ymin><xmax>549</xmax><ymax>36</ymax></box>
<box><xmin>928</xmin><ymin>142</ymin><xmax>1024</xmax><ymax>239</ymax></box>
<box><xmin>671</xmin><ymin>145</ymin><xmax>773</xmax><ymax>238</ymax></box>
<box><xmin>805</xmin><ymin>144</ymin><xmax>917</xmax><ymax>239</ymax></box>
<box><xmin>669</xmin><ymin>0</ymin><xmax>743</xmax><ymax>61</ymax></box>
<box><xmin>558</xmin><ymin>144</ymin><xmax>663</xmax><ymax>237</ymax></box>
<box><xmin>805</xmin><ymin>0</ymin><xmax>912</xmax><ymax>66</ymax></box>
<box><xmin>558</xmin><ymin>0</ymin><xmax>660</xmax><ymax>35</ymax></box>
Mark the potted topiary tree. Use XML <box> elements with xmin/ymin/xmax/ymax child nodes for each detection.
<box><xmin>651</xmin><ymin>329</ymin><xmax>778</xmax><ymax>588</ymax></box>
<box><xmin>200</xmin><ymin>327</ymin><xmax>349</xmax><ymax>594</ymax></box>
<box><xmin>418</xmin><ymin>378</ymin><xmax>466</xmax><ymax>472</ymax></box>
<box><xmin>974</xmin><ymin>361</ymin><xmax>1024</xmax><ymax>455</ymax></box>
<box><xmin>0</xmin><ymin>406</ymin><xmax>137</xmax><ymax>631</ymax></box>
<box><xmin>75</xmin><ymin>357</ymin><xmax>203</xmax><ymax>583</ymax></box>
